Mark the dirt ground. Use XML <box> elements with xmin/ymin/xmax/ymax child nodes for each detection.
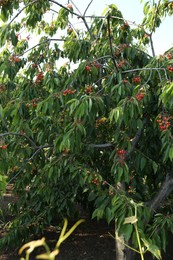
<box><xmin>0</xmin><ymin>186</ymin><xmax>173</xmax><ymax>260</ymax></box>
<box><xmin>0</xmin><ymin>216</ymin><xmax>116</xmax><ymax>260</ymax></box>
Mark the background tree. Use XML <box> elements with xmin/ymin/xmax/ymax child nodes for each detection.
<box><xmin>1</xmin><ymin>0</ymin><xmax>173</xmax><ymax>259</ymax></box>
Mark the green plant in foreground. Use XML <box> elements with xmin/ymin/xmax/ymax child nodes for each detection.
<box><xmin>110</xmin><ymin>201</ymin><xmax>161</xmax><ymax>260</ymax></box>
<box><xmin>19</xmin><ymin>218</ymin><xmax>85</xmax><ymax>260</ymax></box>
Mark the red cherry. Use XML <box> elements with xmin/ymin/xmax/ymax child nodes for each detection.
<box><xmin>67</xmin><ymin>3</ymin><xmax>73</xmax><ymax>9</ymax></box>
<box><xmin>133</xmin><ymin>77</ymin><xmax>141</xmax><ymax>84</ymax></box>
<box><xmin>85</xmin><ymin>65</ymin><xmax>91</xmax><ymax>72</ymax></box>
<box><xmin>166</xmin><ymin>53</ymin><xmax>172</xmax><ymax>60</ymax></box>
<box><xmin>1</xmin><ymin>145</ymin><xmax>7</xmax><ymax>150</ymax></box>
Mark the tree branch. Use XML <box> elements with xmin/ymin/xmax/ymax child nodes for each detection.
<box><xmin>149</xmin><ymin>173</ymin><xmax>173</xmax><ymax>212</ymax></box>
<box><xmin>122</xmin><ymin>67</ymin><xmax>168</xmax><ymax>81</ymax></box>
<box><xmin>107</xmin><ymin>15</ymin><xmax>119</xmax><ymax>72</ymax></box>
<box><xmin>7</xmin><ymin>144</ymin><xmax>53</xmax><ymax>184</ymax></box>
<box><xmin>88</xmin><ymin>118</ymin><xmax>148</xmax><ymax>152</ymax></box>
<box><xmin>148</xmin><ymin>0</ymin><xmax>161</xmax><ymax>57</ymax></box>
<box><xmin>88</xmin><ymin>143</ymin><xmax>114</xmax><ymax>148</ymax></box>
<box><xmin>0</xmin><ymin>132</ymin><xmax>37</xmax><ymax>148</ymax></box>
<box><xmin>83</xmin><ymin>0</ymin><xmax>94</xmax><ymax>16</ymax></box>
<box><xmin>125</xmin><ymin>118</ymin><xmax>148</xmax><ymax>160</ymax></box>
<box><xmin>22</xmin><ymin>38</ymin><xmax>64</xmax><ymax>55</ymax></box>
<box><xmin>49</xmin><ymin>0</ymin><xmax>80</xmax><ymax>16</ymax></box>
<box><xmin>149</xmin><ymin>34</ymin><xmax>156</xmax><ymax>57</ymax></box>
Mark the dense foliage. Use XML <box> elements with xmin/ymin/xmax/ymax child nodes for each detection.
<box><xmin>1</xmin><ymin>0</ymin><xmax>173</xmax><ymax>258</ymax></box>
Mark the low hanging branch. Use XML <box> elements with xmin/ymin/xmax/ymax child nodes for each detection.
<box><xmin>88</xmin><ymin>118</ymin><xmax>148</xmax><ymax>152</ymax></box>
<box><xmin>0</xmin><ymin>132</ymin><xmax>37</xmax><ymax>148</ymax></box>
<box><xmin>0</xmin><ymin>132</ymin><xmax>54</xmax><ymax>149</ymax></box>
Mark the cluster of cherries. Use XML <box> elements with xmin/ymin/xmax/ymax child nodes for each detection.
<box><xmin>63</xmin><ymin>89</ymin><xmax>76</xmax><ymax>96</ymax></box>
<box><xmin>135</xmin><ymin>91</ymin><xmax>145</xmax><ymax>101</ymax></box>
<box><xmin>32</xmin><ymin>63</ymin><xmax>38</xmax><ymax>68</ymax></box>
<box><xmin>117</xmin><ymin>59</ymin><xmax>126</xmax><ymax>68</ymax></box>
<box><xmin>85</xmin><ymin>62</ymin><xmax>101</xmax><ymax>72</ymax></box>
<box><xmin>166</xmin><ymin>53</ymin><xmax>172</xmax><ymax>60</ymax></box>
<box><xmin>0</xmin><ymin>145</ymin><xmax>7</xmax><ymax>150</ymax></box>
<box><xmin>167</xmin><ymin>65</ymin><xmax>173</xmax><ymax>72</ymax></box>
<box><xmin>120</xmin><ymin>22</ymin><xmax>130</xmax><ymax>31</ymax></box>
<box><xmin>156</xmin><ymin>115</ymin><xmax>171</xmax><ymax>131</ymax></box>
<box><xmin>91</xmin><ymin>177</ymin><xmax>99</xmax><ymax>186</ymax></box>
<box><xmin>85</xmin><ymin>85</ymin><xmax>92</xmax><ymax>94</ymax></box>
<box><xmin>114</xmin><ymin>43</ymin><xmax>129</xmax><ymax>56</ymax></box>
<box><xmin>95</xmin><ymin>117</ymin><xmax>107</xmax><ymax>128</ymax></box>
<box><xmin>116</xmin><ymin>148</ymin><xmax>126</xmax><ymax>166</ymax></box>
<box><xmin>88</xmin><ymin>173</ymin><xmax>99</xmax><ymax>186</ymax></box>
<box><xmin>9</xmin><ymin>55</ymin><xmax>21</xmax><ymax>63</ymax></box>
<box><xmin>133</xmin><ymin>77</ymin><xmax>141</xmax><ymax>84</ymax></box>
<box><xmin>26</xmin><ymin>98</ymin><xmax>39</xmax><ymax>109</ymax></box>
<box><xmin>116</xmin><ymin>148</ymin><xmax>126</xmax><ymax>157</ymax></box>
<box><xmin>35</xmin><ymin>71</ymin><xmax>44</xmax><ymax>85</ymax></box>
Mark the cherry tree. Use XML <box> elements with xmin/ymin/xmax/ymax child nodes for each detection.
<box><xmin>1</xmin><ymin>1</ymin><xmax>173</xmax><ymax>259</ymax></box>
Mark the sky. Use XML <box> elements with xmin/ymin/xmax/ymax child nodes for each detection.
<box><xmin>65</xmin><ymin>0</ymin><xmax>173</xmax><ymax>55</ymax></box>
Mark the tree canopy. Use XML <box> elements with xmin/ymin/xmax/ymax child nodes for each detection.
<box><xmin>1</xmin><ymin>1</ymin><xmax>173</xmax><ymax>259</ymax></box>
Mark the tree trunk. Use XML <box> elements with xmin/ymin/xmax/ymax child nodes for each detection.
<box><xmin>115</xmin><ymin>222</ymin><xmax>136</xmax><ymax>260</ymax></box>
<box><xmin>115</xmin><ymin>227</ymin><xmax>126</xmax><ymax>260</ymax></box>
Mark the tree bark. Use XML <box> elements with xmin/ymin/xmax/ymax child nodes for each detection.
<box><xmin>115</xmin><ymin>222</ymin><xmax>126</xmax><ymax>260</ymax></box>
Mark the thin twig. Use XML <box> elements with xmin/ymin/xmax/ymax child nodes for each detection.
<box><xmin>149</xmin><ymin>34</ymin><xmax>156</xmax><ymax>57</ymax></box>
<box><xmin>122</xmin><ymin>67</ymin><xmax>167</xmax><ymax>74</ymax></box>
<box><xmin>70</xmin><ymin>0</ymin><xmax>82</xmax><ymax>16</ymax></box>
<box><xmin>83</xmin><ymin>0</ymin><xmax>94</xmax><ymax>16</ymax></box>
<box><xmin>22</xmin><ymin>37</ymin><xmax>74</xmax><ymax>56</ymax></box>
<box><xmin>50</xmin><ymin>0</ymin><xmax>94</xmax><ymax>40</ymax></box>
<box><xmin>49</xmin><ymin>0</ymin><xmax>80</xmax><ymax>17</ymax></box>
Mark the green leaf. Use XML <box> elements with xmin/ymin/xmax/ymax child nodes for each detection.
<box><xmin>124</xmin><ymin>215</ymin><xmax>138</xmax><ymax>224</ymax></box>
<box><xmin>10</xmin><ymin>30</ymin><xmax>18</xmax><ymax>46</ymax></box>
<box><xmin>152</xmin><ymin>161</ymin><xmax>158</xmax><ymax>174</ymax></box>
<box><xmin>142</xmin><ymin>238</ymin><xmax>161</xmax><ymax>259</ymax></box>
<box><xmin>92</xmin><ymin>208</ymin><xmax>104</xmax><ymax>220</ymax></box>
<box><xmin>140</xmin><ymin>157</ymin><xmax>146</xmax><ymax>171</ymax></box>
<box><xmin>112</xmin><ymin>195</ymin><xmax>119</xmax><ymax>205</ymax></box>
<box><xmin>109</xmin><ymin>107</ymin><xmax>123</xmax><ymax>124</ymax></box>
<box><xmin>88</xmin><ymin>191</ymin><xmax>97</xmax><ymax>201</ymax></box>
<box><xmin>0</xmin><ymin>105</ymin><xmax>3</xmax><ymax>118</ymax></box>
<box><xmin>169</xmin><ymin>147</ymin><xmax>173</xmax><ymax>161</ymax></box>
<box><xmin>0</xmin><ymin>25</ymin><xmax>9</xmax><ymax>47</ymax></box>
<box><xmin>119</xmin><ymin>224</ymin><xmax>133</xmax><ymax>241</ymax></box>
<box><xmin>105</xmin><ymin>207</ymin><xmax>115</xmax><ymax>224</ymax></box>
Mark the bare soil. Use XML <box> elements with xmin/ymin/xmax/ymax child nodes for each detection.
<box><xmin>0</xmin><ymin>185</ymin><xmax>172</xmax><ymax>260</ymax></box>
